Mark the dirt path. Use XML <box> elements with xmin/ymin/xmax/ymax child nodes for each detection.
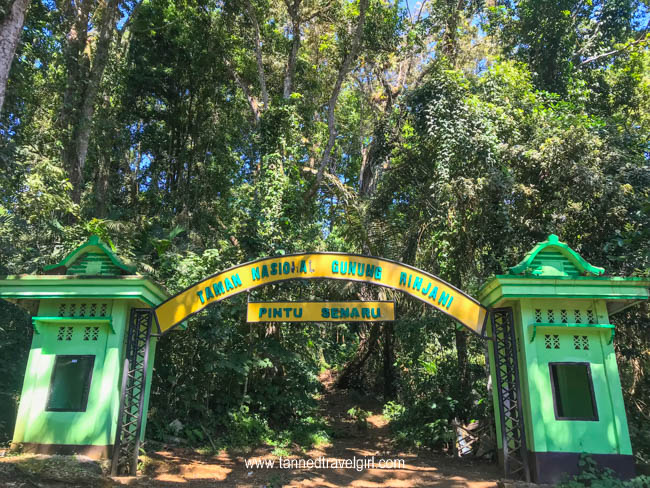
<box><xmin>137</xmin><ymin>373</ymin><xmax>500</xmax><ymax>487</ymax></box>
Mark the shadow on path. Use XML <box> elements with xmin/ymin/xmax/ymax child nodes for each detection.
<box><xmin>135</xmin><ymin>372</ymin><xmax>500</xmax><ymax>487</ymax></box>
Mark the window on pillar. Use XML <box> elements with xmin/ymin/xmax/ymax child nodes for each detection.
<box><xmin>549</xmin><ymin>362</ymin><xmax>598</xmax><ymax>421</ymax></box>
<box><xmin>46</xmin><ymin>355</ymin><xmax>95</xmax><ymax>412</ymax></box>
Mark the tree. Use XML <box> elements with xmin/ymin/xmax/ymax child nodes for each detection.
<box><xmin>0</xmin><ymin>0</ymin><xmax>29</xmax><ymax>113</ymax></box>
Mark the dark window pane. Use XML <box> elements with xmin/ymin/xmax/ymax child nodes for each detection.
<box><xmin>46</xmin><ymin>355</ymin><xmax>94</xmax><ymax>412</ymax></box>
<box><xmin>550</xmin><ymin>363</ymin><xmax>597</xmax><ymax>420</ymax></box>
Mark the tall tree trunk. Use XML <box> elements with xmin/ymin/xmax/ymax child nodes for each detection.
<box><xmin>0</xmin><ymin>0</ymin><xmax>29</xmax><ymax>113</ymax></box>
<box><xmin>245</xmin><ymin>0</ymin><xmax>268</xmax><ymax>109</ymax></box>
<box><xmin>74</xmin><ymin>0</ymin><xmax>119</xmax><ymax>201</ymax></box>
<box><xmin>60</xmin><ymin>0</ymin><xmax>119</xmax><ymax>203</ymax></box>
<box><xmin>282</xmin><ymin>0</ymin><xmax>301</xmax><ymax>99</ymax></box>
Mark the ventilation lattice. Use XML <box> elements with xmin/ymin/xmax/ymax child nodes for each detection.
<box><xmin>57</xmin><ymin>302</ymin><xmax>110</xmax><ymax>317</ymax></box>
<box><xmin>574</xmin><ymin>336</ymin><xmax>589</xmax><ymax>350</ymax></box>
<box><xmin>544</xmin><ymin>334</ymin><xmax>560</xmax><ymax>349</ymax></box>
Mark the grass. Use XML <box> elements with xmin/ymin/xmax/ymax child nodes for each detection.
<box><xmin>0</xmin><ymin>454</ymin><xmax>111</xmax><ymax>487</ymax></box>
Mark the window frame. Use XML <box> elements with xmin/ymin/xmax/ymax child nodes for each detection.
<box><xmin>548</xmin><ymin>361</ymin><xmax>599</xmax><ymax>422</ymax></box>
<box><xmin>45</xmin><ymin>354</ymin><xmax>95</xmax><ymax>412</ymax></box>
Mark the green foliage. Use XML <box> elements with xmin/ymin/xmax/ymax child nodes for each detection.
<box><xmin>558</xmin><ymin>454</ymin><xmax>650</xmax><ymax>488</ymax></box>
<box><xmin>383</xmin><ymin>397</ymin><xmax>458</xmax><ymax>449</ymax></box>
<box><xmin>222</xmin><ymin>407</ymin><xmax>271</xmax><ymax>450</ymax></box>
<box><xmin>382</xmin><ymin>401</ymin><xmax>405</xmax><ymax>421</ymax></box>
<box><xmin>347</xmin><ymin>407</ymin><xmax>370</xmax><ymax>430</ymax></box>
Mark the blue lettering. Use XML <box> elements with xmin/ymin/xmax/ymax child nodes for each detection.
<box><xmin>196</xmin><ymin>290</ymin><xmax>205</xmax><ymax>304</ymax></box>
<box><xmin>251</xmin><ymin>267</ymin><xmax>261</xmax><ymax>281</ymax></box>
<box><xmin>213</xmin><ymin>282</ymin><xmax>225</xmax><ymax>296</ymax></box>
<box><xmin>438</xmin><ymin>291</ymin><xmax>451</xmax><ymax>307</ymax></box>
<box><xmin>413</xmin><ymin>276</ymin><xmax>423</xmax><ymax>291</ymax></box>
<box><xmin>399</xmin><ymin>272</ymin><xmax>407</xmax><ymax>285</ymax></box>
<box><xmin>232</xmin><ymin>273</ymin><xmax>242</xmax><ymax>287</ymax></box>
<box><xmin>205</xmin><ymin>286</ymin><xmax>215</xmax><ymax>300</ymax></box>
<box><xmin>429</xmin><ymin>286</ymin><xmax>438</xmax><ymax>299</ymax></box>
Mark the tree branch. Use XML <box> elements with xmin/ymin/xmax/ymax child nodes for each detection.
<box><xmin>225</xmin><ymin>58</ymin><xmax>261</xmax><ymax>123</ymax></box>
<box><xmin>580</xmin><ymin>24</ymin><xmax>649</xmax><ymax>66</ymax></box>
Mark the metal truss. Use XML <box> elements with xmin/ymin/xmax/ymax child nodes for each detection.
<box><xmin>491</xmin><ymin>307</ymin><xmax>530</xmax><ymax>481</ymax></box>
<box><xmin>111</xmin><ymin>308</ymin><xmax>153</xmax><ymax>476</ymax></box>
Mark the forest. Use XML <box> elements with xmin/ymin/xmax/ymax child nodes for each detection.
<box><xmin>0</xmin><ymin>0</ymin><xmax>649</xmax><ymax>475</ymax></box>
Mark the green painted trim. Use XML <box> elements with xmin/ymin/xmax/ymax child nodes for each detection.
<box><xmin>0</xmin><ymin>276</ymin><xmax>169</xmax><ymax>307</ymax></box>
<box><xmin>43</xmin><ymin>235</ymin><xmax>136</xmax><ymax>274</ymax></box>
<box><xmin>483</xmin><ymin>294</ymin><xmax>647</xmax><ymax>309</ymax></box>
<box><xmin>509</xmin><ymin>234</ymin><xmax>605</xmax><ymax>276</ymax></box>
<box><xmin>479</xmin><ymin>275</ymin><xmax>650</xmax><ymax>294</ymax></box>
<box><xmin>492</xmin><ymin>275</ymin><xmax>650</xmax><ymax>282</ymax></box>
<box><xmin>478</xmin><ymin>273</ymin><xmax>650</xmax><ymax>309</ymax></box>
<box><xmin>1</xmin><ymin>293</ymin><xmax>157</xmax><ymax>307</ymax></box>
<box><xmin>528</xmin><ymin>322</ymin><xmax>615</xmax><ymax>344</ymax></box>
<box><xmin>31</xmin><ymin>316</ymin><xmax>115</xmax><ymax>334</ymax></box>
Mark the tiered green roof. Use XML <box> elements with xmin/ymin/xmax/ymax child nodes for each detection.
<box><xmin>478</xmin><ymin>234</ymin><xmax>650</xmax><ymax>314</ymax></box>
<box><xmin>44</xmin><ymin>235</ymin><xmax>136</xmax><ymax>276</ymax></box>
<box><xmin>508</xmin><ymin>234</ymin><xmax>605</xmax><ymax>277</ymax></box>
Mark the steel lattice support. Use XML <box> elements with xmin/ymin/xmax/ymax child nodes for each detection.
<box><xmin>491</xmin><ymin>308</ymin><xmax>530</xmax><ymax>482</ymax></box>
<box><xmin>111</xmin><ymin>309</ymin><xmax>153</xmax><ymax>476</ymax></box>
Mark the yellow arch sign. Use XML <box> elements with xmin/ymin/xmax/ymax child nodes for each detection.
<box><xmin>153</xmin><ymin>253</ymin><xmax>488</xmax><ymax>336</ymax></box>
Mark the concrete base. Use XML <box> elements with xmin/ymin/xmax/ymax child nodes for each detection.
<box><xmin>12</xmin><ymin>442</ymin><xmax>112</xmax><ymax>459</ymax></box>
<box><xmin>529</xmin><ymin>451</ymin><xmax>636</xmax><ymax>484</ymax></box>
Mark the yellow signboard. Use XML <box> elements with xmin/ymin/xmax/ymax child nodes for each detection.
<box><xmin>153</xmin><ymin>253</ymin><xmax>488</xmax><ymax>336</ymax></box>
<box><xmin>247</xmin><ymin>301</ymin><xmax>395</xmax><ymax>323</ymax></box>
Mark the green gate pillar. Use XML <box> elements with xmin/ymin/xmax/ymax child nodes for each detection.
<box><xmin>0</xmin><ymin>236</ymin><xmax>169</xmax><ymax>458</ymax></box>
<box><xmin>479</xmin><ymin>235</ymin><xmax>650</xmax><ymax>484</ymax></box>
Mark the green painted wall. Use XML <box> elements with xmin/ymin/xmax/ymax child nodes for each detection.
<box><xmin>517</xmin><ymin>298</ymin><xmax>631</xmax><ymax>456</ymax></box>
<box><xmin>14</xmin><ymin>299</ymin><xmax>119</xmax><ymax>447</ymax></box>
<box><xmin>12</xmin><ymin>298</ymin><xmax>158</xmax><ymax>450</ymax></box>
